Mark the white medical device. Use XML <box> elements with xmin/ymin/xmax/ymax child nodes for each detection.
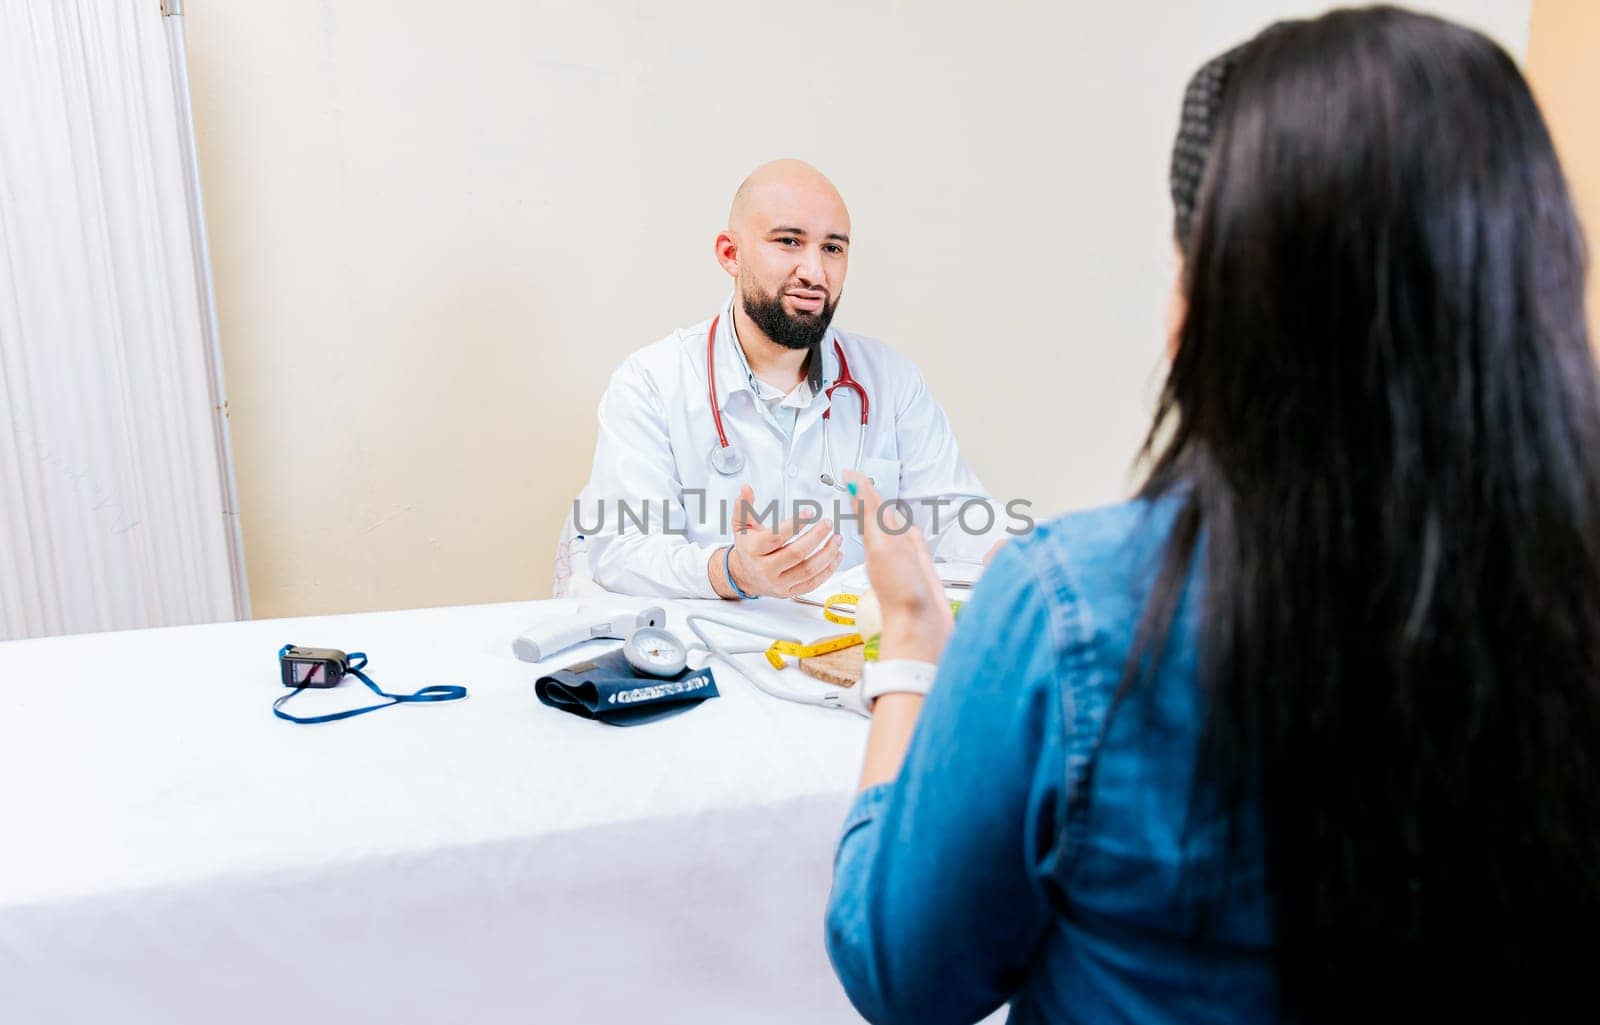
<box><xmin>512</xmin><ymin>604</ymin><xmax>667</xmax><ymax>663</ymax></box>
<box><xmin>623</xmin><ymin>626</ymin><xmax>689</xmax><ymax>677</ymax></box>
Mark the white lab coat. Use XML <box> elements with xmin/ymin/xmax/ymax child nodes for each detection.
<box><xmin>573</xmin><ymin>297</ymin><xmax>1009</xmax><ymax>598</ymax></box>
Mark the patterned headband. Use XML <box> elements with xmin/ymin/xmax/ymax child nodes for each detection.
<box><xmin>1169</xmin><ymin>43</ymin><xmax>1246</xmax><ymax>254</ymax></box>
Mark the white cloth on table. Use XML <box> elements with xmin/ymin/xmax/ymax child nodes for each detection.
<box><xmin>0</xmin><ymin>596</ymin><xmax>876</xmax><ymax>1024</ymax></box>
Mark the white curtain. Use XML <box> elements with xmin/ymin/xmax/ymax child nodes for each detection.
<box><xmin>0</xmin><ymin>0</ymin><xmax>247</xmax><ymax>640</ymax></box>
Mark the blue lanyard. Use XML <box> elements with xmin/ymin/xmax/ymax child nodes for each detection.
<box><xmin>273</xmin><ymin>647</ymin><xmax>468</xmax><ymax>725</ymax></box>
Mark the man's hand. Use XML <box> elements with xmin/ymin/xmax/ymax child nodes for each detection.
<box><xmin>845</xmin><ymin>471</ymin><xmax>954</xmax><ymax>664</ymax></box>
<box><xmin>713</xmin><ymin>485</ymin><xmax>844</xmax><ymax>598</ymax></box>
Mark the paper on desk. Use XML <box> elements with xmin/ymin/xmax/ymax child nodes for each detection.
<box><xmin>799</xmin><ymin>563</ymin><xmax>870</xmax><ymax>602</ymax></box>
<box><xmin>794</xmin><ymin>557</ymin><xmax>985</xmax><ymax>606</ymax></box>
<box><xmin>935</xmin><ymin>560</ymin><xmax>986</xmax><ymax>588</ymax></box>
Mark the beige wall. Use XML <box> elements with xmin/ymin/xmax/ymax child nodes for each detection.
<box><xmin>1528</xmin><ymin>0</ymin><xmax>1600</xmax><ymax>350</ymax></box>
<box><xmin>187</xmin><ymin>1</ymin><xmax>1532</xmax><ymax>620</ymax></box>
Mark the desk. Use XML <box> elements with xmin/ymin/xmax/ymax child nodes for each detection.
<box><xmin>0</xmin><ymin>596</ymin><xmax>875</xmax><ymax>1023</ymax></box>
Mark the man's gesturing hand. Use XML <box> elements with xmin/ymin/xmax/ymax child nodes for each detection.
<box><xmin>715</xmin><ymin>485</ymin><xmax>844</xmax><ymax>598</ymax></box>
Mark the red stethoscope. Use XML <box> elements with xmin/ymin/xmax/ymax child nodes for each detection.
<box><xmin>705</xmin><ymin>314</ymin><xmax>870</xmax><ymax>491</ymax></box>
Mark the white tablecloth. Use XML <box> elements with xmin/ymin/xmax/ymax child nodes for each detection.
<box><xmin>0</xmin><ymin>595</ymin><xmax>878</xmax><ymax>1023</ymax></box>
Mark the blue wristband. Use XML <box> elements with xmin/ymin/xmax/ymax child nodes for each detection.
<box><xmin>724</xmin><ymin>544</ymin><xmax>758</xmax><ymax>600</ymax></box>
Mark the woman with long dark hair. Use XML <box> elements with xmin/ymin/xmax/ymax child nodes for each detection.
<box><xmin>825</xmin><ymin>7</ymin><xmax>1600</xmax><ymax>1023</ymax></box>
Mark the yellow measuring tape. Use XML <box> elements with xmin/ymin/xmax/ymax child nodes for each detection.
<box><xmin>765</xmin><ymin>632</ymin><xmax>863</xmax><ymax>670</ymax></box>
<box><xmin>776</xmin><ymin>592</ymin><xmax>966</xmax><ymax>668</ymax></box>
<box><xmin>821</xmin><ymin>593</ymin><xmax>859</xmax><ymax>625</ymax></box>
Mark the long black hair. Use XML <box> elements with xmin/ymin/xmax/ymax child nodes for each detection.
<box><xmin>1141</xmin><ymin>7</ymin><xmax>1600</xmax><ymax>1019</ymax></box>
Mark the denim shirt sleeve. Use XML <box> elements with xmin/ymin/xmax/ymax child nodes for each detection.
<box><xmin>825</xmin><ymin>537</ymin><xmax>1072</xmax><ymax>1025</ymax></box>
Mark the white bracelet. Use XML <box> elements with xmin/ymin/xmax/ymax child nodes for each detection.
<box><xmin>860</xmin><ymin>659</ymin><xmax>939</xmax><ymax>710</ymax></box>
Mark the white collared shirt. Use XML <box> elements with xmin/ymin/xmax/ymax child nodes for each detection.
<box><xmin>727</xmin><ymin>316</ymin><xmax>808</xmax><ymax>440</ymax></box>
<box><xmin>574</xmin><ymin>297</ymin><xmax>1008</xmax><ymax>598</ymax></box>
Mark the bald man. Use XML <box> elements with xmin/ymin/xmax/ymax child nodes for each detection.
<box><xmin>570</xmin><ymin>160</ymin><xmax>1013</xmax><ymax>600</ymax></box>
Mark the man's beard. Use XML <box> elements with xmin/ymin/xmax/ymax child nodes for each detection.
<box><xmin>740</xmin><ymin>281</ymin><xmax>839</xmax><ymax>351</ymax></box>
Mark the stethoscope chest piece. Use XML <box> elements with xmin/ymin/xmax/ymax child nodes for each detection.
<box><xmin>624</xmin><ymin>626</ymin><xmax>690</xmax><ymax>677</ymax></box>
<box><xmin>709</xmin><ymin>442</ymin><xmax>744</xmax><ymax>476</ymax></box>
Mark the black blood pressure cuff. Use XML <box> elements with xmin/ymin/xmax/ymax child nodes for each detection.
<box><xmin>535</xmin><ymin>648</ymin><xmax>719</xmax><ymax>726</ymax></box>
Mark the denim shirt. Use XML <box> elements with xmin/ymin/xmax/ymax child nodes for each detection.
<box><xmin>825</xmin><ymin>500</ymin><xmax>1277</xmax><ymax>1025</ymax></box>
